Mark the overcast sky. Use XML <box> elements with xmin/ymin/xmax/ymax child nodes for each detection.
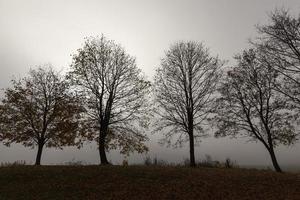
<box><xmin>0</xmin><ymin>0</ymin><xmax>300</xmax><ymax>168</ymax></box>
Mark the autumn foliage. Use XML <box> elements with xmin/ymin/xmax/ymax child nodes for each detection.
<box><xmin>0</xmin><ymin>66</ymin><xmax>84</xmax><ymax>165</ymax></box>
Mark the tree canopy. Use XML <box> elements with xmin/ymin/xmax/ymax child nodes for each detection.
<box><xmin>154</xmin><ymin>41</ymin><xmax>223</xmax><ymax>166</ymax></box>
<box><xmin>254</xmin><ymin>8</ymin><xmax>300</xmax><ymax>106</ymax></box>
<box><xmin>0</xmin><ymin>65</ymin><xmax>84</xmax><ymax>165</ymax></box>
<box><xmin>69</xmin><ymin>35</ymin><xmax>151</xmax><ymax>164</ymax></box>
<box><xmin>213</xmin><ymin>49</ymin><xmax>298</xmax><ymax>172</ymax></box>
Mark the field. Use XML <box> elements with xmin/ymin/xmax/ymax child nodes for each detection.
<box><xmin>0</xmin><ymin>165</ymin><xmax>300</xmax><ymax>200</ymax></box>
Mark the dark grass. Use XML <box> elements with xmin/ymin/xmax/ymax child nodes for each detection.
<box><xmin>0</xmin><ymin>165</ymin><xmax>299</xmax><ymax>200</ymax></box>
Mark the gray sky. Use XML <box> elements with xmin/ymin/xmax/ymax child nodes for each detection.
<box><xmin>0</xmin><ymin>0</ymin><xmax>300</xmax><ymax>168</ymax></box>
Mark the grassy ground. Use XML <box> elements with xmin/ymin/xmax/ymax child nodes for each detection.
<box><xmin>0</xmin><ymin>165</ymin><xmax>299</xmax><ymax>200</ymax></box>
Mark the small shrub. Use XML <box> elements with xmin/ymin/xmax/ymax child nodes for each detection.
<box><xmin>122</xmin><ymin>159</ymin><xmax>128</xmax><ymax>166</ymax></box>
<box><xmin>156</xmin><ymin>159</ymin><xmax>168</xmax><ymax>166</ymax></box>
<box><xmin>182</xmin><ymin>158</ymin><xmax>190</xmax><ymax>167</ymax></box>
<box><xmin>196</xmin><ymin>155</ymin><xmax>239</xmax><ymax>169</ymax></box>
<box><xmin>144</xmin><ymin>156</ymin><xmax>152</xmax><ymax>166</ymax></box>
<box><xmin>64</xmin><ymin>159</ymin><xmax>86</xmax><ymax>166</ymax></box>
<box><xmin>225</xmin><ymin>158</ymin><xmax>235</xmax><ymax>168</ymax></box>
<box><xmin>0</xmin><ymin>160</ymin><xmax>27</xmax><ymax>167</ymax></box>
<box><xmin>197</xmin><ymin>155</ymin><xmax>216</xmax><ymax>168</ymax></box>
<box><xmin>143</xmin><ymin>156</ymin><xmax>168</xmax><ymax>166</ymax></box>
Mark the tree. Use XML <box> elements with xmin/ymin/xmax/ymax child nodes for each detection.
<box><xmin>213</xmin><ymin>49</ymin><xmax>298</xmax><ymax>172</ymax></box>
<box><xmin>153</xmin><ymin>41</ymin><xmax>223</xmax><ymax>167</ymax></box>
<box><xmin>254</xmin><ymin>8</ymin><xmax>300</xmax><ymax>106</ymax></box>
<box><xmin>69</xmin><ymin>35</ymin><xmax>150</xmax><ymax>165</ymax></box>
<box><xmin>0</xmin><ymin>65</ymin><xmax>84</xmax><ymax>165</ymax></box>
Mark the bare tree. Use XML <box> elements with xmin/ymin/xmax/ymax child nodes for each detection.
<box><xmin>69</xmin><ymin>35</ymin><xmax>151</xmax><ymax>165</ymax></box>
<box><xmin>254</xmin><ymin>8</ymin><xmax>300</xmax><ymax>105</ymax></box>
<box><xmin>0</xmin><ymin>65</ymin><xmax>84</xmax><ymax>165</ymax></box>
<box><xmin>213</xmin><ymin>49</ymin><xmax>298</xmax><ymax>172</ymax></box>
<box><xmin>153</xmin><ymin>41</ymin><xmax>223</xmax><ymax>167</ymax></box>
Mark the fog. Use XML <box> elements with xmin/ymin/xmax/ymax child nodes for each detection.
<box><xmin>0</xmin><ymin>0</ymin><xmax>300</xmax><ymax>168</ymax></box>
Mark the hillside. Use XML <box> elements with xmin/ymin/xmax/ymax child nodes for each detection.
<box><xmin>0</xmin><ymin>165</ymin><xmax>299</xmax><ymax>200</ymax></box>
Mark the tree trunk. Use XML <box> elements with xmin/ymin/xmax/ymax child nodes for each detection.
<box><xmin>99</xmin><ymin>130</ymin><xmax>109</xmax><ymax>165</ymax></box>
<box><xmin>268</xmin><ymin>147</ymin><xmax>282</xmax><ymax>173</ymax></box>
<box><xmin>35</xmin><ymin>143</ymin><xmax>44</xmax><ymax>165</ymax></box>
<box><xmin>189</xmin><ymin>133</ymin><xmax>196</xmax><ymax>167</ymax></box>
